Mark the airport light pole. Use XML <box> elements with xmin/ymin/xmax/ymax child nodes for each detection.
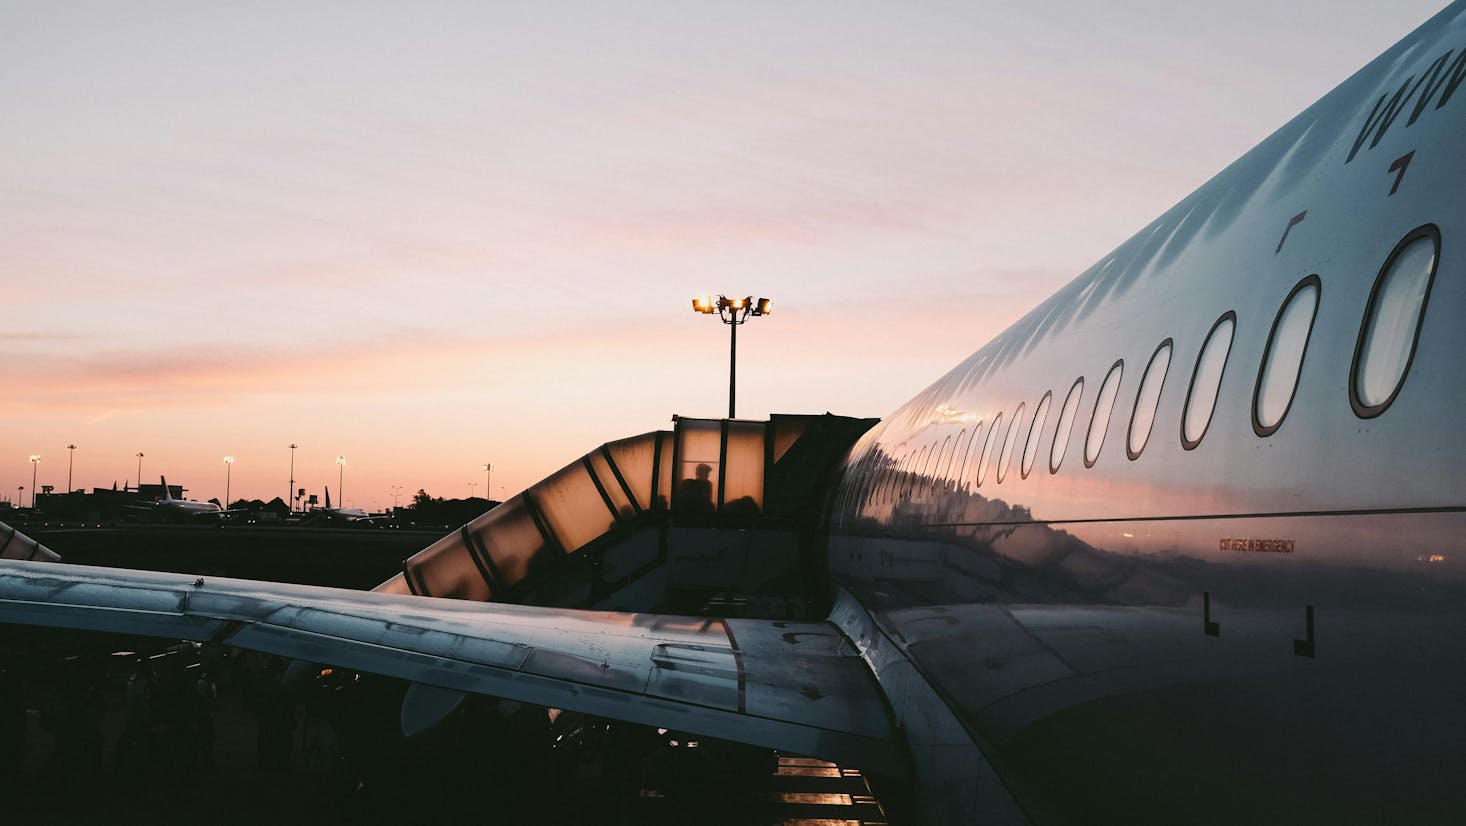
<box><xmin>224</xmin><ymin>456</ymin><xmax>234</xmax><ymax>508</ymax></box>
<box><xmin>337</xmin><ymin>456</ymin><xmax>346</xmax><ymax>505</ymax></box>
<box><xmin>135</xmin><ymin>452</ymin><xmax>144</xmax><ymax>491</ymax></box>
<box><xmin>67</xmin><ymin>444</ymin><xmax>76</xmax><ymax>493</ymax></box>
<box><xmin>288</xmin><ymin>443</ymin><xmax>297</xmax><ymax>513</ymax></box>
<box><xmin>483</xmin><ymin>463</ymin><xmax>491</xmax><ymax>501</ymax></box>
<box><xmin>28</xmin><ymin>455</ymin><xmax>39</xmax><ymax>508</ymax></box>
<box><xmin>690</xmin><ymin>295</ymin><xmax>772</xmax><ymax>418</ymax></box>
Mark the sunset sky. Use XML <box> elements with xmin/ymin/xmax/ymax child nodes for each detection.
<box><xmin>2</xmin><ymin>1</ymin><xmax>1448</xmax><ymax>510</ymax></box>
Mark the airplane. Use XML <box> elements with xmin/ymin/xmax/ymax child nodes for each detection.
<box><xmin>301</xmin><ymin>486</ymin><xmax>390</xmax><ymax>524</ymax></box>
<box><xmin>124</xmin><ymin>475</ymin><xmax>239</xmax><ymax>522</ymax></box>
<box><xmin>4</xmin><ymin>4</ymin><xmax>1466</xmax><ymax>822</ymax></box>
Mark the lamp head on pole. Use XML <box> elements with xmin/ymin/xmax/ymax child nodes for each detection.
<box><xmin>690</xmin><ymin>294</ymin><xmax>773</xmax><ymax>325</ymax></box>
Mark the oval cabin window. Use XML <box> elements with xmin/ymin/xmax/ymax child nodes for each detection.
<box><xmin>1253</xmin><ymin>276</ymin><xmax>1320</xmax><ymax>436</ymax></box>
<box><xmin>1050</xmin><ymin>378</ymin><xmax>1084</xmax><ymax>473</ymax></box>
<box><xmin>1128</xmin><ymin>339</ymin><xmax>1173</xmax><ymax>459</ymax></box>
<box><xmin>959</xmin><ymin>421</ymin><xmax>983</xmax><ymax>489</ymax></box>
<box><xmin>1021</xmin><ymin>393</ymin><xmax>1052</xmax><ymax>479</ymax></box>
<box><xmin>995</xmin><ymin>403</ymin><xmax>1024</xmax><ymax>484</ymax></box>
<box><xmin>941</xmin><ymin>431</ymin><xmax>965</xmax><ymax>493</ymax></box>
<box><xmin>932</xmin><ymin>436</ymin><xmax>953</xmax><ymax>496</ymax></box>
<box><xmin>1085</xmin><ymin>361</ymin><xmax>1124</xmax><ymax>467</ymax></box>
<box><xmin>1182</xmin><ymin>312</ymin><xmax>1237</xmax><ymax>450</ymax></box>
<box><xmin>1351</xmin><ymin>225</ymin><xmax>1440</xmax><ymax>418</ymax></box>
<box><xmin>976</xmin><ymin>413</ymin><xmax>1001</xmax><ymax>487</ymax></box>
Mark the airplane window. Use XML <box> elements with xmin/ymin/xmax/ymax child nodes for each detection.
<box><xmin>892</xmin><ymin>450</ymin><xmax>912</xmax><ymax>501</ymax></box>
<box><xmin>932</xmin><ymin>435</ymin><xmax>954</xmax><ymax>495</ymax></box>
<box><xmin>938</xmin><ymin>432</ymin><xmax>961</xmax><ymax>493</ymax></box>
<box><xmin>1254</xmin><ymin>276</ymin><xmax>1321</xmax><ymax>436</ymax></box>
<box><xmin>1128</xmin><ymin>339</ymin><xmax>1173</xmax><ymax>459</ymax></box>
<box><xmin>1022</xmin><ymin>392</ymin><xmax>1052</xmax><ymax>479</ymax></box>
<box><xmin>884</xmin><ymin>454</ymin><xmax>906</xmax><ymax>504</ymax></box>
<box><xmin>1182</xmin><ymin>312</ymin><xmax>1237</xmax><ymax>449</ymax></box>
<box><xmin>976</xmin><ymin>413</ymin><xmax>1002</xmax><ymax>487</ymax></box>
<box><xmin>996</xmin><ymin>402</ymin><xmax>1025</xmax><ymax>483</ymax></box>
<box><xmin>958</xmin><ymin>421</ymin><xmax>983</xmax><ymax>489</ymax></box>
<box><xmin>857</xmin><ymin>457</ymin><xmax>880</xmax><ymax>511</ymax></box>
<box><xmin>910</xmin><ymin>444</ymin><xmax>932</xmax><ymax>498</ymax></box>
<box><xmin>876</xmin><ymin>457</ymin><xmax>896</xmax><ymax>504</ymax></box>
<box><xmin>1050</xmin><ymin>378</ymin><xmax>1084</xmax><ymax>473</ymax></box>
<box><xmin>1352</xmin><ymin>225</ymin><xmax>1440</xmax><ymax>418</ymax></box>
<box><xmin>1085</xmin><ymin>361</ymin><xmax>1124</xmax><ymax>467</ymax></box>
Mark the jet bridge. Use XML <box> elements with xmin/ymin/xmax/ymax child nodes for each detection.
<box><xmin>375</xmin><ymin>413</ymin><xmax>875</xmax><ymax>618</ymax></box>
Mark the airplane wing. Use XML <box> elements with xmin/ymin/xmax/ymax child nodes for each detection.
<box><xmin>0</xmin><ymin>558</ymin><xmax>906</xmax><ymax>777</ymax></box>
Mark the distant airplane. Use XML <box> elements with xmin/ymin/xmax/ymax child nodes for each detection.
<box><xmin>125</xmin><ymin>475</ymin><xmax>237</xmax><ymax>522</ymax></box>
<box><xmin>5</xmin><ymin>4</ymin><xmax>1466</xmax><ymax>823</ymax></box>
<box><xmin>303</xmin><ymin>486</ymin><xmax>388</xmax><ymax>524</ymax></box>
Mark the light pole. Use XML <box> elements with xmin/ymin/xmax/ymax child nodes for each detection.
<box><xmin>224</xmin><ymin>456</ymin><xmax>234</xmax><ymax>507</ymax></box>
<box><xmin>288</xmin><ymin>443</ymin><xmax>297</xmax><ymax>513</ymax></box>
<box><xmin>28</xmin><ymin>455</ymin><xmax>40</xmax><ymax>508</ymax></box>
<box><xmin>336</xmin><ymin>456</ymin><xmax>347</xmax><ymax>505</ymax></box>
<box><xmin>483</xmin><ymin>463</ymin><xmax>492</xmax><ymax>501</ymax></box>
<box><xmin>389</xmin><ymin>484</ymin><xmax>402</xmax><ymax>509</ymax></box>
<box><xmin>690</xmin><ymin>294</ymin><xmax>772</xmax><ymax>418</ymax></box>
<box><xmin>468</xmin><ymin>482</ymin><xmax>476</xmax><ymax>499</ymax></box>
<box><xmin>67</xmin><ymin>444</ymin><xmax>76</xmax><ymax>493</ymax></box>
<box><xmin>135</xmin><ymin>452</ymin><xmax>144</xmax><ymax>490</ymax></box>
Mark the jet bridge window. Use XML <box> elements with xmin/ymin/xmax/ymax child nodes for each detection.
<box><xmin>674</xmin><ymin>419</ymin><xmax>721</xmax><ymax>515</ymax></box>
<box><xmin>1085</xmin><ymin>360</ymin><xmax>1124</xmax><ymax>467</ymax></box>
<box><xmin>403</xmin><ymin>494</ymin><xmax>553</xmax><ymax>599</ymax></box>
<box><xmin>1128</xmin><ymin>339</ymin><xmax>1173</xmax><ymax>460</ymax></box>
<box><xmin>1022</xmin><ymin>392</ymin><xmax>1052</xmax><ymax>479</ymax></box>
<box><xmin>996</xmin><ymin>403</ymin><xmax>1025</xmax><ymax>484</ymax></box>
<box><xmin>605</xmin><ymin>433</ymin><xmax>662</xmax><ymax>512</ymax></box>
<box><xmin>721</xmin><ymin>421</ymin><xmax>765</xmax><ymax>515</ymax></box>
<box><xmin>1182</xmin><ymin>312</ymin><xmax>1237</xmax><ymax>450</ymax></box>
<box><xmin>1254</xmin><ymin>275</ymin><xmax>1321</xmax><ymax>436</ymax></box>
<box><xmin>1351</xmin><ymin>225</ymin><xmax>1440</xmax><ymax>418</ymax></box>
<box><xmin>533</xmin><ymin>460</ymin><xmax>617</xmax><ymax>555</ymax></box>
<box><xmin>1050</xmin><ymin>378</ymin><xmax>1084</xmax><ymax>473</ymax></box>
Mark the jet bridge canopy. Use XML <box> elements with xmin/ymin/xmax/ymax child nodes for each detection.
<box><xmin>375</xmin><ymin>414</ymin><xmax>875</xmax><ymax>609</ymax></box>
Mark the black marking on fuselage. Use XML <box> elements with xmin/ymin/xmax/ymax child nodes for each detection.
<box><xmin>1388</xmin><ymin>150</ymin><xmax>1415</xmax><ymax>195</ymax></box>
<box><xmin>1347</xmin><ymin>46</ymin><xmax>1466</xmax><ymax>164</ymax></box>
<box><xmin>1275</xmin><ymin>210</ymin><xmax>1308</xmax><ymax>254</ymax></box>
